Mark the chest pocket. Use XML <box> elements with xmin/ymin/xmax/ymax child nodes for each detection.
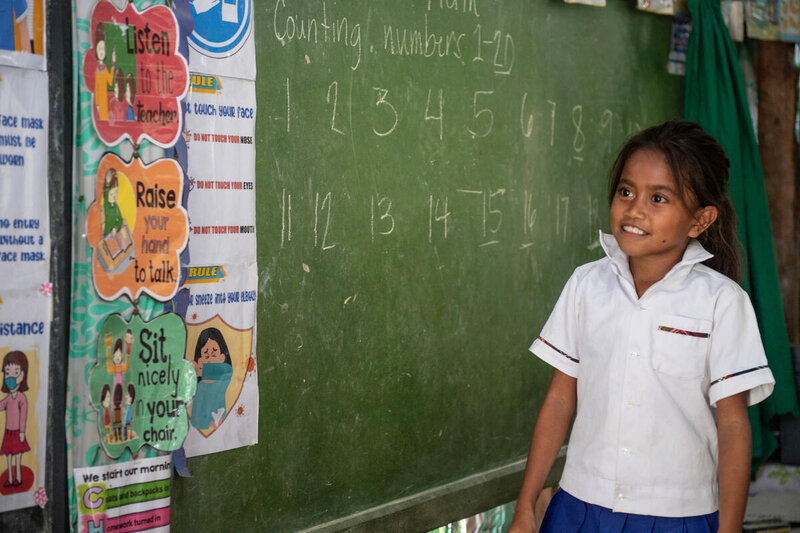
<box><xmin>651</xmin><ymin>314</ymin><xmax>711</xmax><ymax>380</ymax></box>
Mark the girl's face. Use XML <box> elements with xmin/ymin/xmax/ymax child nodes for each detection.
<box><xmin>125</xmin><ymin>84</ymin><xmax>132</xmax><ymax>105</ymax></box>
<box><xmin>114</xmin><ymin>82</ymin><xmax>120</xmax><ymax>100</ymax></box>
<box><xmin>610</xmin><ymin>149</ymin><xmax>703</xmax><ymax>271</ymax></box>
<box><xmin>96</xmin><ymin>40</ymin><xmax>106</xmax><ymax>62</ymax></box>
<box><xmin>108</xmin><ymin>186</ymin><xmax>118</xmax><ymax>205</ymax></box>
<box><xmin>113</xmin><ymin>348</ymin><xmax>123</xmax><ymax>365</ymax></box>
<box><xmin>197</xmin><ymin>339</ymin><xmax>226</xmax><ymax>371</ymax></box>
<box><xmin>3</xmin><ymin>363</ymin><xmax>22</xmax><ymax>391</ymax></box>
<box><xmin>102</xmin><ymin>392</ymin><xmax>110</xmax><ymax>407</ymax></box>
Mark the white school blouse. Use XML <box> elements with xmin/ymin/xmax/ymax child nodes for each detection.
<box><xmin>530</xmin><ymin>232</ymin><xmax>775</xmax><ymax>517</ymax></box>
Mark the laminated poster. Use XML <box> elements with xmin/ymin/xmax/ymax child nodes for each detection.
<box><xmin>86</xmin><ymin>152</ymin><xmax>189</xmax><ymax>302</ymax></box>
<box><xmin>74</xmin><ymin>455</ymin><xmax>172</xmax><ymax>533</ymax></box>
<box><xmin>181</xmin><ymin>261</ymin><xmax>257</xmax><ymax>457</ymax></box>
<box><xmin>564</xmin><ymin>0</ymin><xmax>606</xmax><ymax>6</ymax></box>
<box><xmin>184</xmin><ymin>74</ymin><xmax>256</xmax><ymax>266</ymax></box>
<box><xmin>638</xmin><ymin>0</ymin><xmax>674</xmax><ymax>14</ymax></box>
<box><xmin>82</xmin><ymin>0</ymin><xmax>189</xmax><ymax>147</ymax></box>
<box><xmin>88</xmin><ymin>313</ymin><xmax>196</xmax><ymax>459</ymax></box>
<box><xmin>780</xmin><ymin>0</ymin><xmax>800</xmax><ymax>41</ymax></box>
<box><xmin>188</xmin><ymin>0</ymin><xmax>255</xmax><ymax>80</ymax></box>
<box><xmin>0</xmin><ymin>0</ymin><xmax>45</xmax><ymax>71</ymax></box>
<box><xmin>0</xmin><ymin>66</ymin><xmax>50</xmax><ymax>291</ymax></box>
<box><xmin>0</xmin><ymin>289</ymin><xmax>51</xmax><ymax>512</ymax></box>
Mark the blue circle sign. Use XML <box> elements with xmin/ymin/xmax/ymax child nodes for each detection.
<box><xmin>188</xmin><ymin>0</ymin><xmax>252</xmax><ymax>57</ymax></box>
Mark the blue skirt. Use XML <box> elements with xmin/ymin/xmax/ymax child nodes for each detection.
<box><xmin>539</xmin><ymin>489</ymin><xmax>719</xmax><ymax>533</ymax></box>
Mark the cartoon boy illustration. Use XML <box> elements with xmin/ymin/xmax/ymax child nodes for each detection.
<box><xmin>93</xmin><ymin>21</ymin><xmax>116</xmax><ymax>121</ymax></box>
<box><xmin>0</xmin><ymin>0</ymin><xmax>31</xmax><ymax>53</ymax></box>
<box><xmin>0</xmin><ymin>351</ymin><xmax>30</xmax><ymax>488</ymax></box>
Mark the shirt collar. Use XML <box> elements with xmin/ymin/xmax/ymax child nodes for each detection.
<box><xmin>598</xmin><ymin>230</ymin><xmax>713</xmax><ymax>288</ymax></box>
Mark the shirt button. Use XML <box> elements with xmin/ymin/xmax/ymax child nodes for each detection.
<box><xmin>622</xmin><ymin>447</ymin><xmax>630</xmax><ymax>455</ymax></box>
<box><xmin>630</xmin><ymin>351</ymin><xmax>639</xmax><ymax>357</ymax></box>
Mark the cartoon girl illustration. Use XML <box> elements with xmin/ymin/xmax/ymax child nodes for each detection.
<box><xmin>123</xmin><ymin>384</ymin><xmax>135</xmax><ymax>441</ymax></box>
<box><xmin>100</xmin><ymin>384</ymin><xmax>112</xmax><ymax>441</ymax></box>
<box><xmin>190</xmin><ymin>328</ymin><xmax>233</xmax><ymax>431</ymax></box>
<box><xmin>106</xmin><ymin>337</ymin><xmax>129</xmax><ymax>394</ymax></box>
<box><xmin>125</xmin><ymin>74</ymin><xmax>137</xmax><ymax>122</ymax></box>
<box><xmin>0</xmin><ymin>351</ymin><xmax>30</xmax><ymax>488</ymax></box>
<box><xmin>93</xmin><ymin>22</ymin><xmax>116</xmax><ymax>122</ymax></box>
<box><xmin>112</xmin><ymin>384</ymin><xmax>123</xmax><ymax>442</ymax></box>
<box><xmin>101</xmin><ymin>168</ymin><xmax>124</xmax><ymax>238</ymax></box>
<box><xmin>109</xmin><ymin>68</ymin><xmax>127</xmax><ymax>125</ymax></box>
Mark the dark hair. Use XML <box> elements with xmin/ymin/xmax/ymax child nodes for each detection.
<box><xmin>106</xmin><ymin>168</ymin><xmax>118</xmax><ymax>190</ymax></box>
<box><xmin>94</xmin><ymin>23</ymin><xmax>105</xmax><ymax>58</ymax></box>
<box><xmin>608</xmin><ymin>120</ymin><xmax>739</xmax><ymax>281</ymax></box>
<box><xmin>115</xmin><ymin>69</ymin><xmax>125</xmax><ymax>101</ymax></box>
<box><xmin>194</xmin><ymin>328</ymin><xmax>232</xmax><ymax>380</ymax></box>
<box><xmin>125</xmin><ymin>74</ymin><xmax>136</xmax><ymax>105</ymax></box>
<box><xmin>114</xmin><ymin>338</ymin><xmax>123</xmax><ymax>355</ymax></box>
<box><xmin>113</xmin><ymin>383</ymin><xmax>123</xmax><ymax>408</ymax></box>
<box><xmin>2</xmin><ymin>351</ymin><xmax>29</xmax><ymax>393</ymax></box>
<box><xmin>127</xmin><ymin>383</ymin><xmax>135</xmax><ymax>401</ymax></box>
<box><xmin>101</xmin><ymin>384</ymin><xmax>111</xmax><ymax>403</ymax></box>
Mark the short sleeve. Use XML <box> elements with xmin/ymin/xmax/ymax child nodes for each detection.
<box><xmin>708</xmin><ymin>285</ymin><xmax>775</xmax><ymax>407</ymax></box>
<box><xmin>14</xmin><ymin>0</ymin><xmax>28</xmax><ymax>22</ymax></box>
<box><xmin>529</xmin><ymin>269</ymin><xmax>582</xmax><ymax>378</ymax></box>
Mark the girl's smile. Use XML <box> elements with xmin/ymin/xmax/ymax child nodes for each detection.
<box><xmin>610</xmin><ymin>149</ymin><xmax>715</xmax><ymax>288</ymax></box>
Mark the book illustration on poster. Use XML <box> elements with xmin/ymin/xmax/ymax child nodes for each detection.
<box><xmin>97</xmin><ymin>165</ymin><xmax>136</xmax><ymax>274</ymax></box>
<box><xmin>85</xmin><ymin>152</ymin><xmax>188</xmax><ymax>303</ymax></box>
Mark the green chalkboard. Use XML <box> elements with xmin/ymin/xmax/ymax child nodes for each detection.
<box><xmin>171</xmin><ymin>2</ymin><xmax>683</xmax><ymax>531</ymax></box>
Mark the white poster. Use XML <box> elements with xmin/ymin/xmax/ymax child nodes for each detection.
<box><xmin>0</xmin><ymin>0</ymin><xmax>46</xmax><ymax>71</ymax></box>
<box><xmin>0</xmin><ymin>288</ymin><xmax>51</xmax><ymax>512</ymax></box>
<box><xmin>73</xmin><ymin>455</ymin><xmax>172</xmax><ymax>533</ymax></box>
<box><xmin>181</xmin><ymin>261</ymin><xmax>258</xmax><ymax>457</ymax></box>
<box><xmin>184</xmin><ymin>74</ymin><xmax>256</xmax><ymax>265</ymax></box>
<box><xmin>188</xmin><ymin>0</ymin><xmax>256</xmax><ymax>80</ymax></box>
<box><xmin>0</xmin><ymin>66</ymin><xmax>49</xmax><ymax>291</ymax></box>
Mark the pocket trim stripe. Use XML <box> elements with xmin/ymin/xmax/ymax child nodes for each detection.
<box><xmin>658</xmin><ymin>325</ymin><xmax>710</xmax><ymax>338</ymax></box>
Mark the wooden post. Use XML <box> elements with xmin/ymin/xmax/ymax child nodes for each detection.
<box><xmin>757</xmin><ymin>41</ymin><xmax>800</xmax><ymax>344</ymax></box>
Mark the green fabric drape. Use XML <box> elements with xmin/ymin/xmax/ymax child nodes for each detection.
<box><xmin>685</xmin><ymin>0</ymin><xmax>799</xmax><ymax>468</ymax></box>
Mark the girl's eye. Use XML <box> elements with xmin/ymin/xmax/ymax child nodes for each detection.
<box><xmin>652</xmin><ymin>194</ymin><xmax>667</xmax><ymax>203</ymax></box>
<box><xmin>617</xmin><ymin>187</ymin><xmax>632</xmax><ymax>198</ymax></box>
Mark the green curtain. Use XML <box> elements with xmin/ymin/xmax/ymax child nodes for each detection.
<box><xmin>685</xmin><ymin>0</ymin><xmax>799</xmax><ymax>469</ymax></box>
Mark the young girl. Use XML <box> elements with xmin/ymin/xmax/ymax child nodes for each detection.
<box><xmin>509</xmin><ymin>121</ymin><xmax>775</xmax><ymax>533</ymax></box>
<box><xmin>0</xmin><ymin>351</ymin><xmax>30</xmax><ymax>488</ymax></box>
<box><xmin>100</xmin><ymin>384</ymin><xmax>112</xmax><ymax>442</ymax></box>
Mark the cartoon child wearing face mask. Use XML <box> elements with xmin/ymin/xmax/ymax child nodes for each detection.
<box><xmin>0</xmin><ymin>351</ymin><xmax>30</xmax><ymax>488</ymax></box>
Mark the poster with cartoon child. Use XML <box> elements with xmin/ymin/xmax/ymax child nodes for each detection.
<box><xmin>183</xmin><ymin>262</ymin><xmax>257</xmax><ymax>457</ymax></box>
<box><xmin>0</xmin><ymin>289</ymin><xmax>50</xmax><ymax>512</ymax></box>
<box><xmin>0</xmin><ymin>0</ymin><xmax>46</xmax><ymax>70</ymax></box>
